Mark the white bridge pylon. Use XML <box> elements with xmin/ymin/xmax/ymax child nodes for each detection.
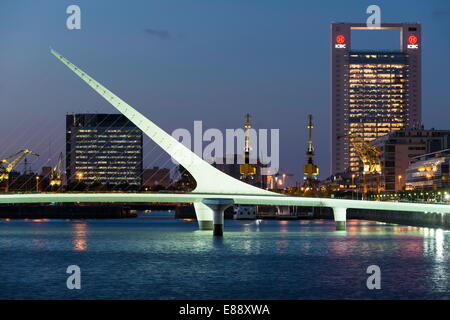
<box><xmin>51</xmin><ymin>49</ymin><xmax>275</xmax><ymax>197</ymax></box>
<box><xmin>51</xmin><ymin>48</ymin><xmax>279</xmax><ymax>232</ymax></box>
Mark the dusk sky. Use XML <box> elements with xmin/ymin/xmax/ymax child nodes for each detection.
<box><xmin>1</xmin><ymin>0</ymin><xmax>450</xmax><ymax>183</ymax></box>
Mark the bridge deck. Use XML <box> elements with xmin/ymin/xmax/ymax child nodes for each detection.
<box><xmin>0</xmin><ymin>193</ymin><xmax>449</xmax><ymax>214</ymax></box>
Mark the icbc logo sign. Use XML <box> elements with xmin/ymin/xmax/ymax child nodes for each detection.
<box><xmin>407</xmin><ymin>35</ymin><xmax>419</xmax><ymax>49</ymax></box>
<box><xmin>335</xmin><ymin>35</ymin><xmax>346</xmax><ymax>49</ymax></box>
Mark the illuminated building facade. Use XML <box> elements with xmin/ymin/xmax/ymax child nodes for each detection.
<box><xmin>66</xmin><ymin>114</ymin><xmax>143</xmax><ymax>185</ymax></box>
<box><xmin>331</xmin><ymin>23</ymin><xmax>422</xmax><ymax>175</ymax></box>
<box><xmin>406</xmin><ymin>149</ymin><xmax>450</xmax><ymax>191</ymax></box>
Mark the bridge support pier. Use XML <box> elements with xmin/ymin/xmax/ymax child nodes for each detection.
<box><xmin>193</xmin><ymin>202</ymin><xmax>214</xmax><ymax>230</ymax></box>
<box><xmin>201</xmin><ymin>199</ymin><xmax>234</xmax><ymax>236</ymax></box>
<box><xmin>332</xmin><ymin>207</ymin><xmax>347</xmax><ymax>231</ymax></box>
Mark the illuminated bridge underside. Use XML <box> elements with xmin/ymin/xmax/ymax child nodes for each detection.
<box><xmin>47</xmin><ymin>49</ymin><xmax>450</xmax><ymax>231</ymax></box>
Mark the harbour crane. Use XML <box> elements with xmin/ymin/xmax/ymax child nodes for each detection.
<box><xmin>303</xmin><ymin>114</ymin><xmax>319</xmax><ymax>187</ymax></box>
<box><xmin>0</xmin><ymin>149</ymin><xmax>39</xmax><ymax>192</ymax></box>
<box><xmin>338</xmin><ymin>132</ymin><xmax>382</xmax><ymax>199</ymax></box>
<box><xmin>50</xmin><ymin>152</ymin><xmax>64</xmax><ymax>187</ymax></box>
<box><xmin>240</xmin><ymin>113</ymin><xmax>257</xmax><ymax>181</ymax></box>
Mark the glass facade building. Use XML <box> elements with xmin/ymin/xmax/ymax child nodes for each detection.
<box><xmin>406</xmin><ymin>149</ymin><xmax>450</xmax><ymax>191</ymax></box>
<box><xmin>66</xmin><ymin>114</ymin><xmax>143</xmax><ymax>186</ymax></box>
<box><xmin>331</xmin><ymin>23</ymin><xmax>421</xmax><ymax>175</ymax></box>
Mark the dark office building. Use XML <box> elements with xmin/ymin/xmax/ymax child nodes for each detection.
<box><xmin>331</xmin><ymin>23</ymin><xmax>422</xmax><ymax>175</ymax></box>
<box><xmin>66</xmin><ymin>114</ymin><xmax>143</xmax><ymax>186</ymax></box>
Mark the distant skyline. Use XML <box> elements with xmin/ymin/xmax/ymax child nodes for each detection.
<box><xmin>1</xmin><ymin>0</ymin><xmax>450</xmax><ymax>183</ymax></box>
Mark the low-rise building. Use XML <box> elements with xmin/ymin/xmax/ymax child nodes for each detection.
<box><xmin>370</xmin><ymin>127</ymin><xmax>450</xmax><ymax>191</ymax></box>
<box><xmin>212</xmin><ymin>154</ymin><xmax>267</xmax><ymax>189</ymax></box>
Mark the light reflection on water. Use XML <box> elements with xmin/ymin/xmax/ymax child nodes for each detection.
<box><xmin>0</xmin><ymin>215</ymin><xmax>449</xmax><ymax>299</ymax></box>
<box><xmin>423</xmin><ymin>228</ymin><xmax>448</xmax><ymax>292</ymax></box>
<box><xmin>72</xmin><ymin>223</ymin><xmax>87</xmax><ymax>252</ymax></box>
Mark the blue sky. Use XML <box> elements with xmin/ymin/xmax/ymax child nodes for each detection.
<box><xmin>1</xmin><ymin>0</ymin><xmax>449</xmax><ymax>182</ymax></box>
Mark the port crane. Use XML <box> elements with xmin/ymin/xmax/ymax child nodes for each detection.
<box><xmin>339</xmin><ymin>133</ymin><xmax>382</xmax><ymax>199</ymax></box>
<box><xmin>0</xmin><ymin>149</ymin><xmax>39</xmax><ymax>192</ymax></box>
<box><xmin>50</xmin><ymin>152</ymin><xmax>63</xmax><ymax>187</ymax></box>
<box><xmin>303</xmin><ymin>115</ymin><xmax>319</xmax><ymax>195</ymax></box>
<box><xmin>240</xmin><ymin>113</ymin><xmax>257</xmax><ymax>181</ymax></box>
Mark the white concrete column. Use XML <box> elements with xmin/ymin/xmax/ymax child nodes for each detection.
<box><xmin>332</xmin><ymin>207</ymin><xmax>347</xmax><ymax>231</ymax></box>
<box><xmin>193</xmin><ymin>202</ymin><xmax>214</xmax><ymax>230</ymax></box>
<box><xmin>201</xmin><ymin>199</ymin><xmax>234</xmax><ymax>236</ymax></box>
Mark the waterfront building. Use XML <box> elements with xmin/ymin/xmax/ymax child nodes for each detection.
<box><xmin>405</xmin><ymin>149</ymin><xmax>450</xmax><ymax>191</ymax></box>
<box><xmin>370</xmin><ymin>127</ymin><xmax>450</xmax><ymax>191</ymax></box>
<box><xmin>212</xmin><ymin>154</ymin><xmax>267</xmax><ymax>189</ymax></box>
<box><xmin>320</xmin><ymin>171</ymin><xmax>357</xmax><ymax>194</ymax></box>
<box><xmin>66</xmin><ymin>114</ymin><xmax>143</xmax><ymax>186</ymax></box>
<box><xmin>40</xmin><ymin>166</ymin><xmax>52</xmax><ymax>179</ymax></box>
<box><xmin>331</xmin><ymin>23</ymin><xmax>422</xmax><ymax>175</ymax></box>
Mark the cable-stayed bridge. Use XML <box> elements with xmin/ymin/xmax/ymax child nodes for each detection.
<box><xmin>1</xmin><ymin>49</ymin><xmax>449</xmax><ymax>235</ymax></box>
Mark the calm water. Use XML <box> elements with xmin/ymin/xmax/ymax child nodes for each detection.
<box><xmin>0</xmin><ymin>213</ymin><xmax>449</xmax><ymax>300</ymax></box>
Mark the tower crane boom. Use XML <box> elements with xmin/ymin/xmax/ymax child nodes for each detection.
<box><xmin>0</xmin><ymin>149</ymin><xmax>39</xmax><ymax>180</ymax></box>
<box><xmin>338</xmin><ymin>132</ymin><xmax>382</xmax><ymax>199</ymax></box>
<box><xmin>50</xmin><ymin>152</ymin><xmax>64</xmax><ymax>186</ymax></box>
<box><xmin>0</xmin><ymin>149</ymin><xmax>39</xmax><ymax>192</ymax></box>
<box><xmin>339</xmin><ymin>133</ymin><xmax>381</xmax><ymax>174</ymax></box>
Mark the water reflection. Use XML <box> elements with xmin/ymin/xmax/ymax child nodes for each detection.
<box><xmin>276</xmin><ymin>239</ymin><xmax>289</xmax><ymax>254</ymax></box>
<box><xmin>423</xmin><ymin>228</ymin><xmax>446</xmax><ymax>261</ymax></box>
<box><xmin>423</xmin><ymin>228</ymin><xmax>448</xmax><ymax>291</ymax></box>
<box><xmin>2</xmin><ymin>216</ymin><xmax>450</xmax><ymax>299</ymax></box>
<box><xmin>72</xmin><ymin>222</ymin><xmax>87</xmax><ymax>251</ymax></box>
<box><xmin>278</xmin><ymin>220</ymin><xmax>289</xmax><ymax>233</ymax></box>
<box><xmin>212</xmin><ymin>236</ymin><xmax>225</xmax><ymax>248</ymax></box>
<box><xmin>32</xmin><ymin>239</ymin><xmax>43</xmax><ymax>249</ymax></box>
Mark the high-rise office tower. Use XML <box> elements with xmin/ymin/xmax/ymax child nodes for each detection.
<box><xmin>66</xmin><ymin>114</ymin><xmax>143</xmax><ymax>185</ymax></box>
<box><xmin>331</xmin><ymin>23</ymin><xmax>421</xmax><ymax>175</ymax></box>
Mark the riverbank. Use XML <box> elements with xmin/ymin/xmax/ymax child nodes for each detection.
<box><xmin>1</xmin><ymin>203</ymin><xmax>449</xmax><ymax>229</ymax></box>
<box><xmin>176</xmin><ymin>205</ymin><xmax>450</xmax><ymax>229</ymax></box>
<box><xmin>0</xmin><ymin>204</ymin><xmax>137</xmax><ymax>219</ymax></box>
<box><xmin>314</xmin><ymin>207</ymin><xmax>450</xmax><ymax>229</ymax></box>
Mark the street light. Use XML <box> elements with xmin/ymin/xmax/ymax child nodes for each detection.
<box><xmin>35</xmin><ymin>175</ymin><xmax>40</xmax><ymax>192</ymax></box>
<box><xmin>351</xmin><ymin>174</ymin><xmax>355</xmax><ymax>200</ymax></box>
